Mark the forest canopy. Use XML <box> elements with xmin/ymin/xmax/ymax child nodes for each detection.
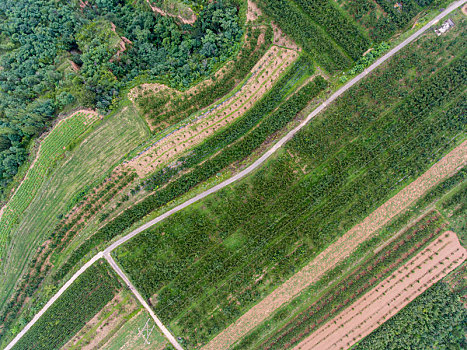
<box><xmin>0</xmin><ymin>0</ymin><xmax>242</xmax><ymax>196</ymax></box>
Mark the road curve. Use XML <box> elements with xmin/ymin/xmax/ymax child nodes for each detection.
<box><xmin>4</xmin><ymin>1</ymin><xmax>465</xmax><ymax>349</ymax></box>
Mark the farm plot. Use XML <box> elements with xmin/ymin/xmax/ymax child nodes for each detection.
<box><xmin>0</xmin><ymin>110</ymin><xmax>99</xmax><ymax>257</ymax></box>
<box><xmin>126</xmin><ymin>46</ymin><xmax>299</xmax><ymax>177</ymax></box>
<box><xmin>115</xmin><ymin>24</ymin><xmax>466</xmax><ymax>349</ymax></box>
<box><xmin>294</xmin><ymin>231</ymin><xmax>466</xmax><ymax>350</ymax></box>
<box><xmin>335</xmin><ymin>0</ymin><xmax>438</xmax><ymax>41</ymax></box>
<box><xmin>254</xmin><ymin>0</ymin><xmax>352</xmax><ymax>72</ymax></box>
<box><xmin>10</xmin><ymin>260</ymin><xmax>121</xmax><ymax>350</ymax></box>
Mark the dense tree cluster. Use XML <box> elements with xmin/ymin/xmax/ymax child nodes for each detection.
<box><xmin>0</xmin><ymin>0</ymin><xmax>242</xmax><ymax>197</ymax></box>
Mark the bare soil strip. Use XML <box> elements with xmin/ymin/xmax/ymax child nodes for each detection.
<box><xmin>294</xmin><ymin>231</ymin><xmax>466</xmax><ymax>350</ymax></box>
<box><xmin>202</xmin><ymin>140</ymin><xmax>467</xmax><ymax>350</ymax></box>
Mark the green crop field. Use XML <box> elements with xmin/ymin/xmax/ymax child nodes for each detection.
<box><xmin>232</xmin><ymin>166</ymin><xmax>467</xmax><ymax>349</ymax></box>
<box><xmin>114</xmin><ymin>17</ymin><xmax>466</xmax><ymax>348</ymax></box>
<box><xmin>10</xmin><ymin>260</ymin><xmax>121</xmax><ymax>350</ymax></box>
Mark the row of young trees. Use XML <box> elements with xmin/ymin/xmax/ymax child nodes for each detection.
<box><xmin>255</xmin><ymin>0</ymin><xmax>353</xmax><ymax>72</ymax></box>
<box><xmin>293</xmin><ymin>0</ymin><xmax>370</xmax><ymax>60</ymax></box>
<box><xmin>0</xmin><ymin>0</ymin><xmax>243</xmax><ymax>198</ymax></box>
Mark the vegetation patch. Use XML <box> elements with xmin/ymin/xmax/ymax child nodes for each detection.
<box><xmin>114</xmin><ymin>25</ymin><xmax>465</xmax><ymax>348</ymax></box>
<box><xmin>0</xmin><ymin>111</ymin><xmax>99</xmax><ymax>258</ymax></box>
<box><xmin>10</xmin><ymin>260</ymin><xmax>121</xmax><ymax>350</ymax></box>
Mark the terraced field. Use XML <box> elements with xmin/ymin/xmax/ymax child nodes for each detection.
<box><xmin>2</xmin><ymin>1</ymin><xmax>465</xmax><ymax>349</ymax></box>
<box><xmin>126</xmin><ymin>46</ymin><xmax>299</xmax><ymax>177</ymax></box>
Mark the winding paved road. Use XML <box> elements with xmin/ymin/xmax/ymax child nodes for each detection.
<box><xmin>4</xmin><ymin>1</ymin><xmax>466</xmax><ymax>349</ymax></box>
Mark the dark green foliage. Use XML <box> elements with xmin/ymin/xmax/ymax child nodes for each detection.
<box><xmin>354</xmin><ymin>282</ymin><xmax>467</xmax><ymax>350</ymax></box>
<box><xmin>138</xmin><ymin>25</ymin><xmax>274</xmax><ymax>129</ymax></box>
<box><xmin>0</xmin><ymin>0</ymin><xmax>242</xmax><ymax>196</ymax></box>
<box><xmin>11</xmin><ymin>261</ymin><xmax>120</xmax><ymax>350</ymax></box>
<box><xmin>255</xmin><ymin>0</ymin><xmax>352</xmax><ymax>72</ymax></box>
<box><xmin>293</xmin><ymin>0</ymin><xmax>370</xmax><ymax>60</ymax></box>
<box><xmin>339</xmin><ymin>0</ymin><xmax>437</xmax><ymax>42</ymax></box>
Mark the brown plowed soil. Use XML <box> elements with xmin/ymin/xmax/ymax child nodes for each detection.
<box><xmin>202</xmin><ymin>141</ymin><xmax>467</xmax><ymax>350</ymax></box>
<box><xmin>294</xmin><ymin>231</ymin><xmax>466</xmax><ymax>350</ymax></box>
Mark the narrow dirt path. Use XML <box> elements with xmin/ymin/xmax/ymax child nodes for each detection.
<box><xmin>294</xmin><ymin>231</ymin><xmax>466</xmax><ymax>350</ymax></box>
<box><xmin>104</xmin><ymin>253</ymin><xmax>183</xmax><ymax>350</ymax></box>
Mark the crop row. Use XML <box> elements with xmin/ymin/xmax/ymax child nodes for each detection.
<box><xmin>292</xmin><ymin>0</ymin><xmax>370</xmax><ymax>60</ymax></box>
<box><xmin>10</xmin><ymin>260</ymin><xmax>120</xmax><ymax>350</ymax></box>
<box><xmin>138</xmin><ymin>25</ymin><xmax>274</xmax><ymax>130</ymax></box>
<box><xmin>255</xmin><ymin>0</ymin><xmax>352</xmax><ymax>72</ymax></box>
<box><xmin>114</xmin><ymin>54</ymin><xmax>465</xmax><ymax>347</ymax></box>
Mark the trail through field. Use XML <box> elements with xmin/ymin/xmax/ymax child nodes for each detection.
<box><xmin>4</xmin><ymin>1</ymin><xmax>466</xmax><ymax>349</ymax></box>
<box><xmin>202</xmin><ymin>140</ymin><xmax>467</xmax><ymax>350</ymax></box>
<box><xmin>293</xmin><ymin>231</ymin><xmax>466</xmax><ymax>350</ymax></box>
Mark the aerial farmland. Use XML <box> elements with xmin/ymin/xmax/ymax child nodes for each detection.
<box><xmin>0</xmin><ymin>0</ymin><xmax>465</xmax><ymax>349</ymax></box>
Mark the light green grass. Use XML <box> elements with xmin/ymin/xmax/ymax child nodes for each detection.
<box><xmin>0</xmin><ymin>106</ymin><xmax>150</xmax><ymax>312</ymax></box>
<box><xmin>0</xmin><ymin>112</ymin><xmax>99</xmax><ymax>255</ymax></box>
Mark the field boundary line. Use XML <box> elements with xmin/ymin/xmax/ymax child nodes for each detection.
<box><xmin>3</xmin><ymin>1</ymin><xmax>465</xmax><ymax>348</ymax></box>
